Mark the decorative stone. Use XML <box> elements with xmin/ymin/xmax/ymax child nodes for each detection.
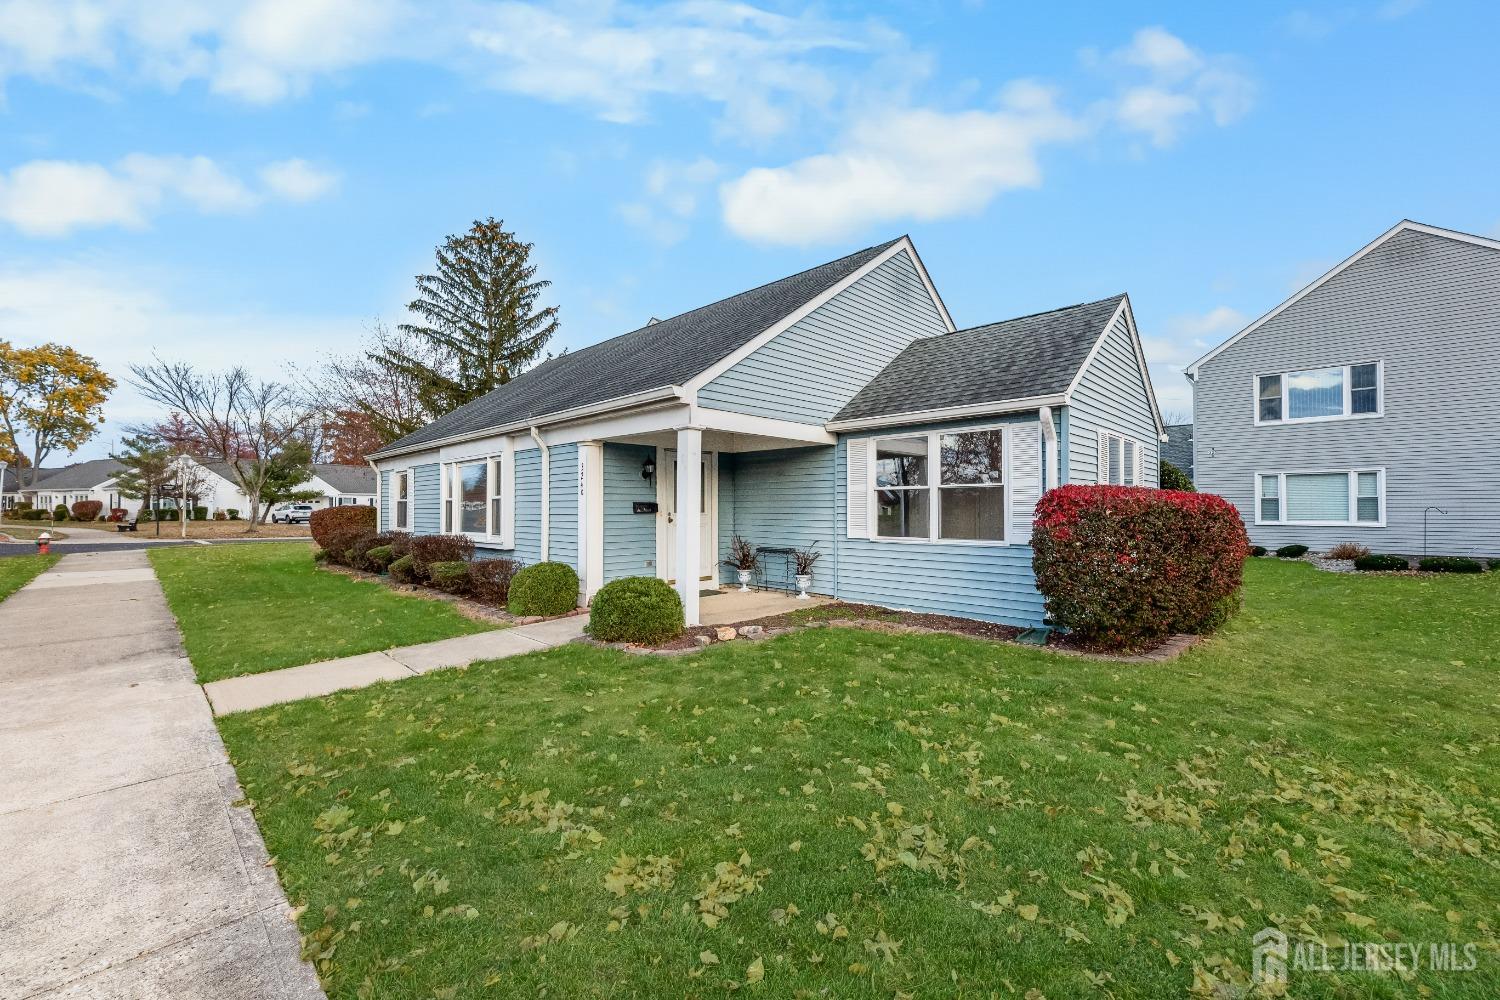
<box><xmin>714</xmin><ymin>626</ymin><xmax>737</xmax><ymax>642</ymax></box>
<box><xmin>693</xmin><ymin>635</ymin><xmax>713</xmax><ymax>647</ymax></box>
<box><xmin>737</xmin><ymin>625</ymin><xmax>764</xmax><ymax>637</ymax></box>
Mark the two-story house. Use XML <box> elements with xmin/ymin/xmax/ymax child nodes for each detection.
<box><xmin>1186</xmin><ymin>220</ymin><xmax>1500</xmax><ymax>557</ymax></box>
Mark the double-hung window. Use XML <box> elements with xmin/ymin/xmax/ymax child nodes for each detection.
<box><xmin>394</xmin><ymin>471</ymin><xmax>411</xmax><ymax>530</ymax></box>
<box><xmin>1256</xmin><ymin>362</ymin><xmax>1381</xmax><ymax>424</ymax></box>
<box><xmin>442</xmin><ymin>454</ymin><xmax>506</xmax><ymax>539</ymax></box>
<box><xmin>1255</xmin><ymin>469</ymin><xmax>1384</xmax><ymax>526</ymax></box>
<box><xmin>872</xmin><ymin>428</ymin><xmax>1007</xmax><ymax>543</ymax></box>
<box><xmin>1098</xmin><ymin>431</ymin><xmax>1143</xmax><ymax>486</ymax></box>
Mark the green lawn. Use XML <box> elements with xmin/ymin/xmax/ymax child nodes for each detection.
<box><xmin>150</xmin><ymin>542</ymin><xmax>493</xmax><ymax>683</ymax></box>
<box><xmin>220</xmin><ymin>560</ymin><xmax>1500</xmax><ymax>999</ymax></box>
<box><xmin>0</xmin><ymin>553</ymin><xmax>60</xmax><ymax>601</ymax></box>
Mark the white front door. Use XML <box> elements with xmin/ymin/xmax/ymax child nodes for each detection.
<box><xmin>661</xmin><ymin>449</ymin><xmax>715</xmax><ymax>582</ymax></box>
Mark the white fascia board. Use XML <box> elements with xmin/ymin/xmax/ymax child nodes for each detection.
<box><xmin>534</xmin><ymin>403</ymin><xmax>693</xmax><ymax>447</ymax></box>
<box><xmin>1185</xmin><ymin>220</ymin><xmax>1500</xmax><ymax>376</ymax></box>
<box><xmin>370</xmin><ymin>385</ymin><xmax>686</xmax><ymax>461</ymax></box>
<box><xmin>683</xmin><ymin>238</ymin><xmax>950</xmax><ymax>395</ymax></box>
<box><xmin>825</xmin><ymin>393</ymin><xmax>1067</xmax><ymax>432</ymax></box>
<box><xmin>696</xmin><ymin>407</ymin><xmax>837</xmax><ymax>445</ymax></box>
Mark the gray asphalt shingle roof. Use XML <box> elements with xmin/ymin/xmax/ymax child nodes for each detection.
<box><xmin>312</xmin><ymin>464</ymin><xmax>376</xmax><ymax>494</ymax></box>
<box><xmin>1162</xmin><ymin>423</ymin><xmax>1194</xmax><ymax>480</ymax></box>
<box><xmin>22</xmin><ymin>459</ymin><xmax>124</xmax><ymax>491</ymax></box>
<box><xmin>833</xmin><ymin>294</ymin><xmax>1127</xmax><ymax>423</ymax></box>
<box><xmin>373</xmin><ymin>238</ymin><xmax>904</xmax><ymax>456</ymax></box>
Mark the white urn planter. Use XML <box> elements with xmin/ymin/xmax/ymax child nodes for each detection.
<box><xmin>736</xmin><ymin>568</ymin><xmax>753</xmax><ymax>592</ymax></box>
<box><xmin>795</xmin><ymin>573</ymin><xmax>812</xmax><ymax>599</ymax></box>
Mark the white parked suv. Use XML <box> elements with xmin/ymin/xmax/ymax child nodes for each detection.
<box><xmin>272</xmin><ymin>503</ymin><xmax>316</xmax><ymax>524</ymax></box>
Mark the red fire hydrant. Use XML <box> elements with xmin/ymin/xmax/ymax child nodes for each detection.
<box><xmin>36</xmin><ymin>531</ymin><xmax>51</xmax><ymax>554</ymax></box>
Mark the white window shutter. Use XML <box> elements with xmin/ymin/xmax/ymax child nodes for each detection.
<box><xmin>1097</xmin><ymin>431</ymin><xmax>1109</xmax><ymax>485</ymax></box>
<box><xmin>846</xmin><ymin>438</ymin><xmax>870</xmax><ymax>539</ymax></box>
<box><xmin>1009</xmin><ymin>424</ymin><xmax>1043</xmax><ymax>543</ymax></box>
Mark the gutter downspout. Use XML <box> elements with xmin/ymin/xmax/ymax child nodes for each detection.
<box><xmin>530</xmin><ymin>426</ymin><xmax>550</xmax><ymax>561</ymax></box>
<box><xmin>365</xmin><ymin>458</ymin><xmax>382</xmax><ymax>530</ymax></box>
<box><xmin>1038</xmin><ymin>405</ymin><xmax>1059</xmax><ymax>491</ymax></box>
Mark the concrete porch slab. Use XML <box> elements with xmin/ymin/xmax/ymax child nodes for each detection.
<box><xmin>698</xmin><ymin>588</ymin><xmax>830</xmax><ymax>626</ymax></box>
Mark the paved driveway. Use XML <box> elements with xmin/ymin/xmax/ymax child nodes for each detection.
<box><xmin>0</xmin><ymin>550</ymin><xmax>323</xmax><ymax>999</ymax></box>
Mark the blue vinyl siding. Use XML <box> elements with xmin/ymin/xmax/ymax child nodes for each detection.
<box><xmin>548</xmin><ymin>443</ymin><xmax>579</xmax><ymax>572</ymax></box>
<box><xmin>720</xmin><ymin>446</ymin><xmax>836</xmax><ymax>588</ymax></box>
<box><xmin>698</xmin><ymin>250</ymin><xmax>948</xmax><ymax>424</ymax></box>
<box><xmin>412</xmin><ymin>464</ymin><xmax>440</xmax><ymax>534</ymax></box>
<box><xmin>603</xmin><ymin>443</ymin><xmax>658</xmax><ymax>582</ymax></box>
<box><xmin>379</xmin><ymin>470</ymin><xmax>391</xmax><ymax>531</ymax></box>
<box><xmin>511</xmin><ymin>448</ymin><xmax>542</xmax><ymax>564</ymax></box>
<box><xmin>835</xmin><ymin>415</ymin><xmax>1047</xmax><ymax>627</ymax></box>
<box><xmin>1067</xmin><ymin>310</ymin><xmax>1160</xmax><ymax>487</ymax></box>
<box><xmin>716</xmin><ymin>458</ymin><xmax>736</xmax><ymax>584</ymax></box>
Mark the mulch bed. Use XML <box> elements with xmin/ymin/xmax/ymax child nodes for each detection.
<box><xmin>318</xmin><ymin>562</ymin><xmax>522</xmax><ymax>626</ymax></box>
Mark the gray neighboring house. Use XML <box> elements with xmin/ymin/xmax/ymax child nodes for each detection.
<box><xmin>1161</xmin><ymin>423</ymin><xmax>1193</xmax><ymax>481</ymax></box>
<box><xmin>1186</xmin><ymin>220</ymin><xmax>1500</xmax><ymax>557</ymax></box>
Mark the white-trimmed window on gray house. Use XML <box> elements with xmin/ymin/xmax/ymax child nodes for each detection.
<box><xmin>442</xmin><ymin>455</ymin><xmax>506</xmax><ymax>539</ymax></box>
<box><xmin>1097</xmin><ymin>431</ymin><xmax>1142</xmax><ymax>486</ymax></box>
<box><xmin>872</xmin><ymin>428</ymin><xmax>1007</xmax><ymax>544</ymax></box>
<box><xmin>1255</xmin><ymin>469</ymin><xmax>1384</xmax><ymax>526</ymax></box>
<box><xmin>1256</xmin><ymin>362</ymin><xmax>1381</xmax><ymax>424</ymax></box>
<box><xmin>394</xmin><ymin>471</ymin><xmax>411</xmax><ymax>530</ymax></box>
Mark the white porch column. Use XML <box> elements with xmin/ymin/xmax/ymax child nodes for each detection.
<box><xmin>577</xmin><ymin>441</ymin><xmax>604</xmax><ymax>603</ymax></box>
<box><xmin>674</xmin><ymin>426</ymin><xmax>703</xmax><ymax>627</ymax></box>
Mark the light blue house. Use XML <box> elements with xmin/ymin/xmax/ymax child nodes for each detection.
<box><xmin>368</xmin><ymin>237</ymin><xmax>1164</xmax><ymax>626</ymax></box>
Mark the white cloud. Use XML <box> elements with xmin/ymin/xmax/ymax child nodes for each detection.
<box><xmin>259</xmin><ymin>158</ymin><xmax>340</xmax><ymax>201</ymax></box>
<box><xmin>721</xmin><ymin>81</ymin><xmax>1082</xmax><ymax>245</ymax></box>
<box><xmin>1104</xmin><ymin>27</ymin><xmax>1255</xmax><ymax>146</ymax></box>
<box><xmin>1163</xmin><ymin>305</ymin><xmax>1248</xmax><ymax>341</ymax></box>
<box><xmin>1114</xmin><ymin>87</ymin><xmax>1200</xmax><ymax>147</ymax></box>
<box><xmin>1120</xmin><ymin>26</ymin><xmax>1202</xmax><ymax>79</ymax></box>
<box><xmin>0</xmin><ymin>153</ymin><xmax>335</xmax><ymax>237</ymax></box>
<box><xmin>620</xmin><ymin>157</ymin><xmax>721</xmax><ymax>244</ymax></box>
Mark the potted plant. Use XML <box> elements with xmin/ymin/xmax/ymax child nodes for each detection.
<box><xmin>725</xmin><ymin>535</ymin><xmax>759</xmax><ymax>592</ymax></box>
<box><xmin>793</xmin><ymin>543</ymin><xmax>821</xmax><ymax>600</ymax></box>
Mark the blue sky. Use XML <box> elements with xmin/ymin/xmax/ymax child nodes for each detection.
<box><xmin>2</xmin><ymin>0</ymin><xmax>1496</xmax><ymax>462</ymax></box>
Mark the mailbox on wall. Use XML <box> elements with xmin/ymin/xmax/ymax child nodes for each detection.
<box><xmin>633</xmin><ymin>501</ymin><xmax>659</xmax><ymax>515</ymax></box>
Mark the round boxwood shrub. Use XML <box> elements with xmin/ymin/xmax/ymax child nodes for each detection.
<box><xmin>508</xmin><ymin>561</ymin><xmax>579</xmax><ymax>617</ymax></box>
<box><xmin>364</xmin><ymin>544</ymin><xmax>396</xmax><ymax>573</ymax></box>
<box><xmin>1418</xmin><ymin>555</ymin><xmax>1485</xmax><ymax>574</ymax></box>
<box><xmin>429</xmin><ymin>560</ymin><xmax>472</xmax><ymax>595</ymax></box>
<box><xmin>589</xmin><ymin>576</ymin><xmax>685</xmax><ymax>645</ymax></box>
<box><xmin>1250</xmin><ymin>545</ymin><xmax>1267</xmax><ymax>557</ymax></box>
<box><xmin>1159</xmin><ymin>460</ymin><xmax>1195</xmax><ymax>492</ymax></box>
<box><xmin>1031</xmin><ymin>485</ymin><xmax>1250</xmax><ymax>652</ymax></box>
<box><xmin>1275</xmin><ymin>544</ymin><xmax>1309</xmax><ymax>558</ymax></box>
<box><xmin>389</xmin><ymin>554</ymin><xmax>418</xmax><ymax>584</ymax></box>
<box><xmin>1354</xmin><ymin>553</ymin><xmax>1409</xmax><ymax>572</ymax></box>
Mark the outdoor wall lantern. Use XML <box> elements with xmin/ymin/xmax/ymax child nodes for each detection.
<box><xmin>641</xmin><ymin>456</ymin><xmax>656</xmax><ymax>481</ymax></box>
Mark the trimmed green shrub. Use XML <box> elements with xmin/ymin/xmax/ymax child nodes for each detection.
<box><xmin>53</xmin><ymin>504</ymin><xmax>69</xmax><ymax>520</ymax></box>
<box><xmin>409</xmin><ymin>534</ymin><xmax>475</xmax><ymax>581</ymax></box>
<box><xmin>389</xmin><ymin>554</ymin><xmax>418</xmax><ymax>584</ymax></box>
<box><xmin>364</xmin><ymin>544</ymin><xmax>396</xmax><ymax>573</ymax></box>
<box><xmin>1354</xmin><ymin>554</ymin><xmax>1408</xmax><ymax>572</ymax></box>
<box><xmin>469</xmin><ymin>557</ymin><xmax>520</xmax><ymax>607</ymax></box>
<box><xmin>1250</xmin><ymin>545</ymin><xmax>1267</xmax><ymax>557</ymax></box>
<box><xmin>192</xmin><ymin>505</ymin><xmax>208</xmax><ymax>521</ymax></box>
<box><xmin>1160</xmin><ymin>460</ymin><xmax>1195</xmax><ymax>492</ymax></box>
<box><xmin>508</xmin><ymin>561</ymin><xmax>579</xmax><ymax>617</ymax></box>
<box><xmin>1031</xmin><ymin>485</ymin><xmax>1250</xmax><ymax>652</ymax></box>
<box><xmin>310</xmin><ymin>504</ymin><xmax>376</xmax><ymax>549</ymax></box>
<box><xmin>71</xmin><ymin>499</ymin><xmax>103</xmax><ymax>521</ymax></box>
<box><xmin>429</xmin><ymin>560</ymin><xmax>472</xmax><ymax>595</ymax></box>
<box><xmin>226</xmin><ymin>508</ymin><xmax>240</xmax><ymax>520</ymax></box>
<box><xmin>313</xmin><ymin>548</ymin><xmax>330</xmax><ymax>563</ymax></box>
<box><xmin>19</xmin><ymin>508</ymin><xmax>46</xmax><ymax>520</ymax></box>
<box><xmin>348</xmin><ymin>531</ymin><xmax>401</xmax><ymax>571</ymax></box>
<box><xmin>1275</xmin><ymin>544</ymin><xmax>1309</xmax><ymax>558</ymax></box>
<box><xmin>588</xmin><ymin>576</ymin><xmax>684</xmax><ymax>645</ymax></box>
<box><xmin>1418</xmin><ymin>556</ymin><xmax>1485</xmax><ymax>574</ymax></box>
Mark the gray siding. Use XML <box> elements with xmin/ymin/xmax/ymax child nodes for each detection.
<box><xmin>697</xmin><ymin>250</ymin><xmax>948</xmax><ymax>423</ymax></box>
<box><xmin>720</xmin><ymin>447</ymin><xmax>837</xmax><ymax>588</ymax></box>
<box><xmin>1066</xmin><ymin>310</ymin><xmax>1160</xmax><ymax>487</ymax></box>
<box><xmin>548</xmin><ymin>443</ymin><xmax>579</xmax><ymax>571</ymax></box>
<box><xmin>412</xmin><ymin>464</ymin><xmax>440</xmax><ymax>534</ymax></box>
<box><xmin>603</xmin><ymin>443</ymin><xmax>658</xmax><ymax>582</ymax></box>
<box><xmin>835</xmin><ymin>414</ymin><xmax>1046</xmax><ymax>627</ymax></box>
<box><xmin>378</xmin><ymin>470</ymin><xmax>391</xmax><ymax>532</ymax></box>
<box><xmin>511</xmin><ymin>447</ymin><xmax>543</xmax><ymax>564</ymax></box>
<box><xmin>1194</xmin><ymin>227</ymin><xmax>1500</xmax><ymax>556</ymax></box>
<box><xmin>717</xmin><ymin>458</ymin><xmax>736</xmax><ymax>585</ymax></box>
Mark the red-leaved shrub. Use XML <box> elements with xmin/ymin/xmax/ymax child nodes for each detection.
<box><xmin>71</xmin><ymin>500</ymin><xmax>104</xmax><ymax>521</ymax></box>
<box><xmin>108</xmin><ymin>508</ymin><xmax>129</xmax><ymax>522</ymax></box>
<box><xmin>310</xmin><ymin>505</ymin><xmax>376</xmax><ymax>549</ymax></box>
<box><xmin>1031</xmin><ymin>485</ymin><xmax>1250</xmax><ymax>652</ymax></box>
<box><xmin>408</xmin><ymin>534</ymin><xmax>475</xmax><ymax>581</ymax></box>
<box><xmin>469</xmin><ymin>557</ymin><xmax>520</xmax><ymax>607</ymax></box>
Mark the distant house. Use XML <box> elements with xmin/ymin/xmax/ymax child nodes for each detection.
<box><xmin>369</xmin><ymin>235</ymin><xmax>1165</xmax><ymax>627</ymax></box>
<box><xmin>1161</xmin><ymin>423</ymin><xmax>1194</xmax><ymax>481</ymax></box>
<box><xmin>305</xmin><ymin>464</ymin><xmax>377</xmax><ymax>507</ymax></box>
<box><xmin>22</xmin><ymin>459</ymin><xmax>135</xmax><ymax>516</ymax></box>
<box><xmin>1186</xmin><ymin>220</ymin><xmax>1500</xmax><ymax>557</ymax></box>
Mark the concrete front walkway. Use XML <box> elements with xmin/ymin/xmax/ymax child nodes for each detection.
<box><xmin>0</xmin><ymin>550</ymin><xmax>323</xmax><ymax>1000</ymax></box>
<box><xmin>203</xmin><ymin>614</ymin><xmax>589</xmax><ymax>716</ymax></box>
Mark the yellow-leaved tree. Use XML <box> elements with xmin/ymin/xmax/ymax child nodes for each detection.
<box><xmin>0</xmin><ymin>341</ymin><xmax>116</xmax><ymax>490</ymax></box>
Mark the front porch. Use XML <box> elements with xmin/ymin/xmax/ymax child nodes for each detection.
<box><xmin>697</xmin><ymin>586</ymin><xmax>831</xmax><ymax>626</ymax></box>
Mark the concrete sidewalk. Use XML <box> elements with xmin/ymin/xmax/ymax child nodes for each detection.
<box><xmin>0</xmin><ymin>550</ymin><xmax>324</xmax><ymax>1000</ymax></box>
<box><xmin>203</xmin><ymin>614</ymin><xmax>588</xmax><ymax>715</ymax></box>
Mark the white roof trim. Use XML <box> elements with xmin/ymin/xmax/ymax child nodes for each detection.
<box><xmin>825</xmin><ymin>393</ymin><xmax>1068</xmax><ymax>432</ymax></box>
<box><xmin>1186</xmin><ymin>220</ymin><xmax>1500</xmax><ymax>376</ymax></box>
<box><xmin>683</xmin><ymin>237</ymin><xmax>955</xmax><ymax>395</ymax></box>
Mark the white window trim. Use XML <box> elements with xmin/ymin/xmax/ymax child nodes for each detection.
<box><xmin>440</xmin><ymin>441</ymin><xmax>514</xmax><ymax>547</ymax></box>
<box><xmin>867</xmin><ymin>425</ymin><xmax>1012</xmax><ymax>547</ymax></box>
<box><xmin>1097</xmin><ymin>431</ymin><xmax>1144</xmax><ymax>486</ymax></box>
<box><xmin>1254</xmin><ymin>467</ymin><xmax>1386</xmax><ymax>527</ymax></box>
<box><xmin>394</xmin><ymin>470</ymin><xmax>412</xmax><ymax>531</ymax></box>
<box><xmin>1253</xmin><ymin>361</ymin><xmax>1383</xmax><ymax>426</ymax></box>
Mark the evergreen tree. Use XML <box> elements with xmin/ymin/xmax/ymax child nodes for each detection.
<box><xmin>393</xmin><ymin>218</ymin><xmax>559</xmax><ymax>412</ymax></box>
<box><xmin>111</xmin><ymin>434</ymin><xmax>172</xmax><ymax>536</ymax></box>
<box><xmin>253</xmin><ymin>440</ymin><xmax>322</xmax><ymax>522</ymax></box>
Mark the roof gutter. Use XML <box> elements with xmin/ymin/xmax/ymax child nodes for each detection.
<box><xmin>368</xmin><ymin>385</ymin><xmax>687</xmax><ymax>461</ymax></box>
<box><xmin>825</xmin><ymin>393</ymin><xmax>1068</xmax><ymax>433</ymax></box>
